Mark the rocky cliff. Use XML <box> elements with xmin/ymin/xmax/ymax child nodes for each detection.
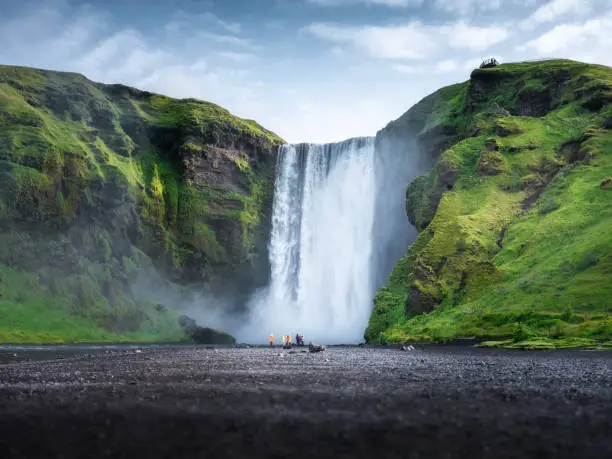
<box><xmin>0</xmin><ymin>65</ymin><xmax>283</xmax><ymax>343</ymax></box>
<box><xmin>367</xmin><ymin>59</ymin><xmax>612</xmax><ymax>349</ymax></box>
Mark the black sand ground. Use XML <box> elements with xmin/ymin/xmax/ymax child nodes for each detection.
<box><xmin>1</xmin><ymin>345</ymin><xmax>611</xmax><ymax>458</ymax></box>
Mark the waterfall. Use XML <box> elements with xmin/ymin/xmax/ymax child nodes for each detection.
<box><xmin>240</xmin><ymin>137</ymin><xmax>377</xmax><ymax>344</ymax></box>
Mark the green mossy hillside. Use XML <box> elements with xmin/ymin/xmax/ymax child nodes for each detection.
<box><xmin>0</xmin><ymin>264</ymin><xmax>185</xmax><ymax>344</ymax></box>
<box><xmin>368</xmin><ymin>59</ymin><xmax>612</xmax><ymax>349</ymax></box>
<box><xmin>0</xmin><ymin>65</ymin><xmax>284</xmax><ymax>343</ymax></box>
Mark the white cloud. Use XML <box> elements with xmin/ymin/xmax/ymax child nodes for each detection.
<box><xmin>74</xmin><ymin>29</ymin><xmax>172</xmax><ymax>83</ymax></box>
<box><xmin>330</xmin><ymin>45</ymin><xmax>346</xmax><ymax>56</ymax></box>
<box><xmin>520</xmin><ymin>0</ymin><xmax>593</xmax><ymax>29</ymax></box>
<box><xmin>305</xmin><ymin>20</ymin><xmax>509</xmax><ymax>60</ymax></box>
<box><xmin>435</xmin><ymin>59</ymin><xmax>458</xmax><ymax>73</ymax></box>
<box><xmin>197</xmin><ymin>32</ymin><xmax>256</xmax><ymax>49</ymax></box>
<box><xmin>0</xmin><ymin>3</ymin><xmax>107</xmax><ymax>70</ymax></box>
<box><xmin>306</xmin><ymin>22</ymin><xmax>436</xmax><ymax>59</ymax></box>
<box><xmin>262</xmin><ymin>89</ymin><xmax>396</xmax><ymax>142</ymax></box>
<box><xmin>519</xmin><ymin>11</ymin><xmax>612</xmax><ymax>65</ymax></box>
<box><xmin>166</xmin><ymin>10</ymin><xmax>242</xmax><ymax>35</ymax></box>
<box><xmin>391</xmin><ymin>63</ymin><xmax>420</xmax><ymax>74</ymax></box>
<box><xmin>391</xmin><ymin>59</ymin><xmax>466</xmax><ymax>76</ymax></box>
<box><xmin>215</xmin><ymin>51</ymin><xmax>259</xmax><ymax>62</ymax></box>
<box><xmin>433</xmin><ymin>0</ymin><xmax>503</xmax><ymax>15</ymax></box>
<box><xmin>447</xmin><ymin>22</ymin><xmax>509</xmax><ymax>52</ymax></box>
<box><xmin>308</xmin><ymin>0</ymin><xmax>424</xmax><ymax>7</ymax></box>
<box><xmin>201</xmin><ymin>12</ymin><xmax>242</xmax><ymax>34</ymax></box>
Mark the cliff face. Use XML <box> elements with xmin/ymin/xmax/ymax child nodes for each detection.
<box><xmin>0</xmin><ymin>65</ymin><xmax>283</xmax><ymax>343</ymax></box>
<box><xmin>367</xmin><ymin>60</ymin><xmax>612</xmax><ymax>349</ymax></box>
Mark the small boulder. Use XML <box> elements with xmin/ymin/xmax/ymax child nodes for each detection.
<box><xmin>178</xmin><ymin>315</ymin><xmax>236</xmax><ymax>345</ymax></box>
<box><xmin>494</xmin><ymin>119</ymin><xmax>521</xmax><ymax>137</ymax></box>
<box><xmin>484</xmin><ymin>139</ymin><xmax>500</xmax><ymax>152</ymax></box>
<box><xmin>600</xmin><ymin>178</ymin><xmax>612</xmax><ymax>190</ymax></box>
<box><xmin>308</xmin><ymin>343</ymin><xmax>327</xmax><ymax>353</ymax></box>
<box><xmin>479</xmin><ymin>150</ymin><xmax>506</xmax><ymax>177</ymax></box>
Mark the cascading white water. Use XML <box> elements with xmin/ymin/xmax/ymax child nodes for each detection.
<box><xmin>240</xmin><ymin>137</ymin><xmax>377</xmax><ymax>344</ymax></box>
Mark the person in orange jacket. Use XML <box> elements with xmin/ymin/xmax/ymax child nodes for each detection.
<box><xmin>269</xmin><ymin>333</ymin><xmax>274</xmax><ymax>347</ymax></box>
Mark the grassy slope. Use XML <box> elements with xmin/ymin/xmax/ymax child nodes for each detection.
<box><xmin>367</xmin><ymin>60</ymin><xmax>612</xmax><ymax>349</ymax></box>
<box><xmin>0</xmin><ymin>265</ymin><xmax>185</xmax><ymax>343</ymax></box>
<box><xmin>0</xmin><ymin>65</ymin><xmax>283</xmax><ymax>343</ymax></box>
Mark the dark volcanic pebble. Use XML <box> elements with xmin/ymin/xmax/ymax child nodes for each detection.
<box><xmin>1</xmin><ymin>346</ymin><xmax>611</xmax><ymax>458</ymax></box>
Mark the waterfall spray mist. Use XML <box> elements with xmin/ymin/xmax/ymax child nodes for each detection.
<box><xmin>238</xmin><ymin>138</ymin><xmax>377</xmax><ymax>344</ymax></box>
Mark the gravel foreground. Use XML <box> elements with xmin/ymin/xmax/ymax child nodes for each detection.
<box><xmin>1</xmin><ymin>345</ymin><xmax>611</xmax><ymax>459</ymax></box>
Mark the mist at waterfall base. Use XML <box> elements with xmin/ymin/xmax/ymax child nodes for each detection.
<box><xmin>233</xmin><ymin>136</ymin><xmax>421</xmax><ymax>345</ymax></box>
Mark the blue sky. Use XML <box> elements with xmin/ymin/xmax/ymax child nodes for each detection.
<box><xmin>1</xmin><ymin>0</ymin><xmax>611</xmax><ymax>142</ymax></box>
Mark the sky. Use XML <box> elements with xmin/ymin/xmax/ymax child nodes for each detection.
<box><xmin>1</xmin><ymin>0</ymin><xmax>611</xmax><ymax>143</ymax></box>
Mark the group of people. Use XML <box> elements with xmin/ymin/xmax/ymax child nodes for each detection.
<box><xmin>268</xmin><ymin>333</ymin><xmax>305</xmax><ymax>348</ymax></box>
<box><xmin>267</xmin><ymin>333</ymin><xmax>326</xmax><ymax>353</ymax></box>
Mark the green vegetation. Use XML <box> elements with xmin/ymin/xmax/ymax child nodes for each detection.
<box><xmin>367</xmin><ymin>59</ymin><xmax>612</xmax><ymax>349</ymax></box>
<box><xmin>148</xmin><ymin>94</ymin><xmax>282</xmax><ymax>145</ymax></box>
<box><xmin>0</xmin><ymin>65</ymin><xmax>283</xmax><ymax>343</ymax></box>
<box><xmin>0</xmin><ymin>264</ymin><xmax>186</xmax><ymax>343</ymax></box>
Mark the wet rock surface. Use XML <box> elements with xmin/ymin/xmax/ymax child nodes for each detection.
<box><xmin>1</xmin><ymin>346</ymin><xmax>611</xmax><ymax>458</ymax></box>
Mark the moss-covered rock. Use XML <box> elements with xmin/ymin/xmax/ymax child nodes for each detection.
<box><xmin>368</xmin><ymin>59</ymin><xmax>612</xmax><ymax>347</ymax></box>
<box><xmin>178</xmin><ymin>315</ymin><xmax>236</xmax><ymax>345</ymax></box>
<box><xmin>478</xmin><ymin>140</ymin><xmax>508</xmax><ymax>177</ymax></box>
<box><xmin>0</xmin><ymin>65</ymin><xmax>284</xmax><ymax>343</ymax></box>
